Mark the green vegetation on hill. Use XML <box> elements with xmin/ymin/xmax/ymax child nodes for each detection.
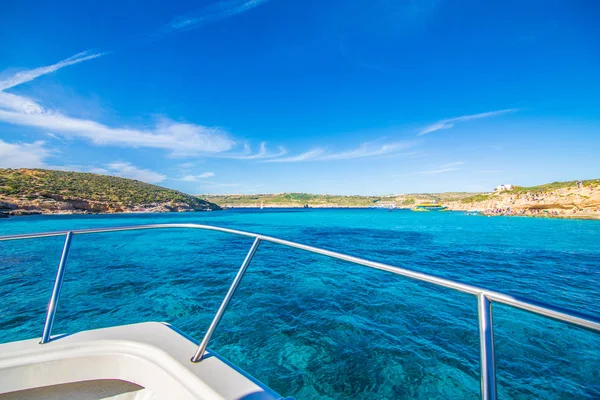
<box><xmin>510</xmin><ymin>179</ymin><xmax>599</xmax><ymax>194</ymax></box>
<box><xmin>201</xmin><ymin>179</ymin><xmax>600</xmax><ymax>211</ymax></box>
<box><xmin>203</xmin><ymin>193</ymin><xmax>385</xmax><ymax>207</ymax></box>
<box><xmin>460</xmin><ymin>194</ymin><xmax>492</xmax><ymax>204</ymax></box>
<box><xmin>458</xmin><ymin>180</ymin><xmax>600</xmax><ymax>204</ymax></box>
<box><xmin>202</xmin><ymin>192</ymin><xmax>478</xmax><ymax>208</ymax></box>
<box><xmin>0</xmin><ymin>168</ymin><xmax>220</xmax><ymax>211</ymax></box>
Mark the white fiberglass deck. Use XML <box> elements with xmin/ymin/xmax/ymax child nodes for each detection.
<box><xmin>0</xmin><ymin>322</ymin><xmax>283</xmax><ymax>400</ymax></box>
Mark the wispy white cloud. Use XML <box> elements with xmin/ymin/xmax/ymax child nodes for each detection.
<box><xmin>0</xmin><ymin>92</ymin><xmax>45</xmax><ymax>114</ymax></box>
<box><xmin>15</xmin><ymin>160</ymin><xmax>168</xmax><ymax>184</ymax></box>
<box><xmin>0</xmin><ymin>0</ymin><xmax>277</xmax><ymax>163</ymax></box>
<box><xmin>164</xmin><ymin>0</ymin><xmax>271</xmax><ymax>36</ymax></box>
<box><xmin>0</xmin><ymin>0</ymin><xmax>273</xmax><ymax>156</ymax></box>
<box><xmin>393</xmin><ymin>161</ymin><xmax>464</xmax><ymax>177</ymax></box>
<box><xmin>419</xmin><ymin>122</ymin><xmax>452</xmax><ymax>136</ymax></box>
<box><xmin>199</xmin><ymin>181</ymin><xmax>242</xmax><ymax>188</ymax></box>
<box><xmin>0</xmin><ymin>91</ymin><xmax>235</xmax><ymax>156</ymax></box>
<box><xmin>0</xmin><ymin>1</ymin><xmax>271</xmax><ymax>91</ymax></box>
<box><xmin>0</xmin><ymin>140</ymin><xmax>51</xmax><ymax>168</ymax></box>
<box><xmin>418</xmin><ymin>167</ymin><xmax>459</xmax><ymax>174</ymax></box>
<box><xmin>221</xmin><ymin>142</ymin><xmax>287</xmax><ymax>160</ymax></box>
<box><xmin>97</xmin><ymin>162</ymin><xmax>167</xmax><ymax>184</ymax></box>
<box><xmin>418</xmin><ymin>109</ymin><xmax>518</xmax><ymax>136</ymax></box>
<box><xmin>320</xmin><ymin>142</ymin><xmax>414</xmax><ymax>161</ymax></box>
<box><xmin>0</xmin><ymin>52</ymin><xmax>104</xmax><ymax>91</ymax></box>
<box><xmin>45</xmin><ymin>132</ymin><xmax>65</xmax><ymax>142</ymax></box>
<box><xmin>264</xmin><ymin>148</ymin><xmax>326</xmax><ymax>163</ymax></box>
<box><xmin>417</xmin><ymin>160</ymin><xmax>464</xmax><ymax>174</ymax></box>
<box><xmin>178</xmin><ymin>172</ymin><xmax>215</xmax><ymax>182</ymax></box>
<box><xmin>439</xmin><ymin>161</ymin><xmax>464</xmax><ymax>168</ymax></box>
<box><xmin>196</xmin><ymin>181</ymin><xmax>268</xmax><ymax>194</ymax></box>
<box><xmin>264</xmin><ymin>141</ymin><xmax>414</xmax><ymax>163</ymax></box>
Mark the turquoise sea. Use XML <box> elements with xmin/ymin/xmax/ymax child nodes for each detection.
<box><xmin>0</xmin><ymin>209</ymin><xmax>599</xmax><ymax>399</ymax></box>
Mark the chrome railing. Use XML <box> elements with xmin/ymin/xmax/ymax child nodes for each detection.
<box><xmin>1</xmin><ymin>223</ymin><xmax>599</xmax><ymax>400</ymax></box>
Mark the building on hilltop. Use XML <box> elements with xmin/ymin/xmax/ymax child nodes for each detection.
<box><xmin>494</xmin><ymin>184</ymin><xmax>513</xmax><ymax>192</ymax></box>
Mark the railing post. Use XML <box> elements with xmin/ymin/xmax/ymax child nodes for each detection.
<box><xmin>477</xmin><ymin>293</ymin><xmax>497</xmax><ymax>400</ymax></box>
<box><xmin>40</xmin><ymin>232</ymin><xmax>73</xmax><ymax>344</ymax></box>
<box><xmin>191</xmin><ymin>237</ymin><xmax>261</xmax><ymax>362</ymax></box>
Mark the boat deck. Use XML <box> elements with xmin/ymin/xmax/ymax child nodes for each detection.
<box><xmin>0</xmin><ymin>322</ymin><xmax>283</xmax><ymax>400</ymax></box>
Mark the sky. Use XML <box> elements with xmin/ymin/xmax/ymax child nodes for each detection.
<box><xmin>0</xmin><ymin>0</ymin><xmax>599</xmax><ymax>195</ymax></box>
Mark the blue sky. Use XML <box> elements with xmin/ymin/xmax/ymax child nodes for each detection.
<box><xmin>0</xmin><ymin>0</ymin><xmax>598</xmax><ymax>194</ymax></box>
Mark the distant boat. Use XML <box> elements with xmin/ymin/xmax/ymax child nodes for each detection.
<box><xmin>260</xmin><ymin>201</ymin><xmax>264</xmax><ymax>210</ymax></box>
<box><xmin>412</xmin><ymin>203</ymin><xmax>447</xmax><ymax>212</ymax></box>
<box><xmin>374</xmin><ymin>202</ymin><xmax>396</xmax><ymax>211</ymax></box>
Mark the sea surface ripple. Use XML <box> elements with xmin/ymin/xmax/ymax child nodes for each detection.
<box><xmin>0</xmin><ymin>209</ymin><xmax>599</xmax><ymax>399</ymax></box>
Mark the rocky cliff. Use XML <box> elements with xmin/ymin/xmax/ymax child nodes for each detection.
<box><xmin>444</xmin><ymin>180</ymin><xmax>600</xmax><ymax>219</ymax></box>
<box><xmin>200</xmin><ymin>179</ymin><xmax>600</xmax><ymax>220</ymax></box>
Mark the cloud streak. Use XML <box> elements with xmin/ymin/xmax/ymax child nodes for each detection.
<box><xmin>92</xmin><ymin>162</ymin><xmax>167</xmax><ymax>183</ymax></box>
<box><xmin>0</xmin><ymin>140</ymin><xmax>51</xmax><ymax>168</ymax></box>
<box><xmin>264</xmin><ymin>141</ymin><xmax>414</xmax><ymax>163</ymax></box>
<box><xmin>164</xmin><ymin>0</ymin><xmax>271</xmax><ymax>37</ymax></box>
<box><xmin>178</xmin><ymin>172</ymin><xmax>216</xmax><ymax>182</ymax></box>
<box><xmin>0</xmin><ymin>1</ymin><xmax>274</xmax><ymax>161</ymax></box>
<box><xmin>418</xmin><ymin>109</ymin><xmax>517</xmax><ymax>136</ymax></box>
<box><xmin>393</xmin><ymin>161</ymin><xmax>464</xmax><ymax>177</ymax></box>
<box><xmin>438</xmin><ymin>161</ymin><xmax>464</xmax><ymax>168</ymax></box>
<box><xmin>320</xmin><ymin>142</ymin><xmax>414</xmax><ymax>161</ymax></box>
<box><xmin>0</xmin><ymin>52</ymin><xmax>104</xmax><ymax>91</ymax></box>
<box><xmin>0</xmin><ymin>140</ymin><xmax>166</xmax><ymax>185</ymax></box>
<box><xmin>417</xmin><ymin>161</ymin><xmax>464</xmax><ymax>174</ymax></box>
<box><xmin>418</xmin><ymin>167</ymin><xmax>459</xmax><ymax>174</ymax></box>
<box><xmin>0</xmin><ymin>52</ymin><xmax>239</xmax><ymax>157</ymax></box>
<box><xmin>221</xmin><ymin>142</ymin><xmax>287</xmax><ymax>160</ymax></box>
<box><xmin>265</xmin><ymin>148</ymin><xmax>325</xmax><ymax>163</ymax></box>
<box><xmin>0</xmin><ymin>92</ymin><xmax>235</xmax><ymax>156</ymax></box>
<box><xmin>0</xmin><ymin>1</ymin><xmax>272</xmax><ymax>90</ymax></box>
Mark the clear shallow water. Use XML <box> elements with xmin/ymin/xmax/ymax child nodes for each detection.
<box><xmin>0</xmin><ymin>209</ymin><xmax>599</xmax><ymax>399</ymax></box>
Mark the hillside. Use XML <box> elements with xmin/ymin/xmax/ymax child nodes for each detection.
<box><xmin>201</xmin><ymin>179</ymin><xmax>600</xmax><ymax>220</ymax></box>
<box><xmin>0</xmin><ymin>168</ymin><xmax>220</xmax><ymax>216</ymax></box>
<box><xmin>447</xmin><ymin>179</ymin><xmax>600</xmax><ymax>219</ymax></box>
<box><xmin>202</xmin><ymin>192</ymin><xmax>479</xmax><ymax>208</ymax></box>
<box><xmin>203</xmin><ymin>193</ymin><xmax>389</xmax><ymax>208</ymax></box>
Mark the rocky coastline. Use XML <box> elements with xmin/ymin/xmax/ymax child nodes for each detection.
<box><xmin>444</xmin><ymin>183</ymin><xmax>600</xmax><ymax>220</ymax></box>
<box><xmin>0</xmin><ymin>168</ymin><xmax>221</xmax><ymax>218</ymax></box>
<box><xmin>204</xmin><ymin>180</ymin><xmax>600</xmax><ymax>221</ymax></box>
<box><xmin>0</xmin><ymin>196</ymin><xmax>216</xmax><ymax>218</ymax></box>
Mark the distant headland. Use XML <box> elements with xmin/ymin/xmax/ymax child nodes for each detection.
<box><xmin>1</xmin><ymin>169</ymin><xmax>598</xmax><ymax>220</ymax></box>
<box><xmin>0</xmin><ymin>168</ymin><xmax>220</xmax><ymax>217</ymax></box>
<box><xmin>201</xmin><ymin>179</ymin><xmax>600</xmax><ymax>220</ymax></box>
